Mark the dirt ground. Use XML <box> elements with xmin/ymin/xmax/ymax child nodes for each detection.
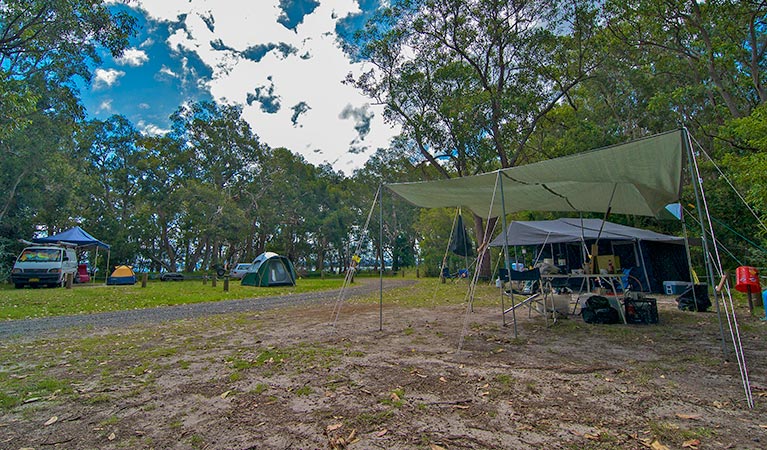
<box><xmin>1</xmin><ymin>283</ymin><xmax>766</xmax><ymax>450</ymax></box>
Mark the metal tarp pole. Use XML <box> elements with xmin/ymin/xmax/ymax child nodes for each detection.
<box><xmin>379</xmin><ymin>184</ymin><xmax>383</xmax><ymax>332</ymax></box>
<box><xmin>685</xmin><ymin>129</ymin><xmax>726</xmax><ymax>355</ymax></box>
<box><xmin>498</xmin><ymin>173</ymin><xmax>517</xmax><ymax>338</ymax></box>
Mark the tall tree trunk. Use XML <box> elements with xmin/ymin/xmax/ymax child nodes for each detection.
<box><xmin>473</xmin><ymin>214</ymin><xmax>497</xmax><ymax>280</ymax></box>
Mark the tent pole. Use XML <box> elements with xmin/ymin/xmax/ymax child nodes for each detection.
<box><xmin>680</xmin><ymin>207</ymin><xmax>700</xmax><ymax>311</ymax></box>
<box><xmin>685</xmin><ymin>128</ymin><xmax>727</xmax><ymax>356</ymax></box>
<box><xmin>93</xmin><ymin>247</ymin><xmax>99</xmax><ymax>284</ymax></box>
<box><xmin>105</xmin><ymin>250</ymin><xmax>110</xmax><ymax>285</ymax></box>
<box><xmin>498</xmin><ymin>173</ymin><xmax>517</xmax><ymax>338</ymax></box>
<box><xmin>686</xmin><ymin>127</ymin><xmax>753</xmax><ymax>408</ymax></box>
<box><xmin>379</xmin><ymin>184</ymin><xmax>383</xmax><ymax>332</ymax></box>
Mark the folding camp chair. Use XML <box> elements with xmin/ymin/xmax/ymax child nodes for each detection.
<box><xmin>442</xmin><ymin>266</ymin><xmax>469</xmax><ymax>283</ymax></box>
<box><xmin>500</xmin><ymin>267</ymin><xmax>545</xmax><ymax>326</ymax></box>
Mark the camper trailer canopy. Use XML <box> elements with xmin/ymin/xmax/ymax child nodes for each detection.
<box><xmin>489</xmin><ymin>218</ymin><xmax>685</xmax><ymax>247</ymax></box>
<box><xmin>386</xmin><ymin>130</ymin><xmax>685</xmax><ymax>219</ymax></box>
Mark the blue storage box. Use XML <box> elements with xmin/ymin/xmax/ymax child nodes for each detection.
<box><xmin>664</xmin><ymin>281</ymin><xmax>692</xmax><ymax>295</ymax></box>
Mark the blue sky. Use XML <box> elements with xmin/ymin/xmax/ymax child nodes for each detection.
<box><xmin>80</xmin><ymin>0</ymin><xmax>394</xmax><ymax>171</ymax></box>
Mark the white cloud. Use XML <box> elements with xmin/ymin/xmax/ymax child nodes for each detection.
<box><xmin>135</xmin><ymin>0</ymin><xmax>398</xmax><ymax>170</ymax></box>
<box><xmin>115</xmin><ymin>48</ymin><xmax>149</xmax><ymax>67</ymax></box>
<box><xmin>98</xmin><ymin>99</ymin><xmax>113</xmax><ymax>112</ymax></box>
<box><xmin>138</xmin><ymin>120</ymin><xmax>170</xmax><ymax>136</ymax></box>
<box><xmin>93</xmin><ymin>68</ymin><xmax>125</xmax><ymax>90</ymax></box>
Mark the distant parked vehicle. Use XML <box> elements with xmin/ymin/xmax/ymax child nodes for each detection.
<box><xmin>229</xmin><ymin>263</ymin><xmax>251</xmax><ymax>279</ymax></box>
<box><xmin>11</xmin><ymin>245</ymin><xmax>78</xmax><ymax>288</ymax></box>
<box><xmin>160</xmin><ymin>272</ymin><xmax>184</xmax><ymax>281</ymax></box>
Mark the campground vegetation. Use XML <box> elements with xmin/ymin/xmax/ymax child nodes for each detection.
<box><xmin>1</xmin><ymin>0</ymin><xmax>767</xmax><ymax>283</ymax></box>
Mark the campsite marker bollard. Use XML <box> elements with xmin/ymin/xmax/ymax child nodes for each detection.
<box><xmin>211</xmin><ymin>275</ymin><xmax>217</xmax><ymax>287</ymax></box>
<box><xmin>141</xmin><ymin>273</ymin><xmax>147</xmax><ymax>288</ymax></box>
<box><xmin>66</xmin><ymin>272</ymin><xmax>73</xmax><ymax>289</ymax></box>
<box><xmin>203</xmin><ymin>275</ymin><xmax>207</xmax><ymax>285</ymax></box>
<box><xmin>223</xmin><ymin>275</ymin><xmax>229</xmax><ymax>292</ymax></box>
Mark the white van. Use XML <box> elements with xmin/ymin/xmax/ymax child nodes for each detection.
<box><xmin>11</xmin><ymin>245</ymin><xmax>78</xmax><ymax>288</ymax></box>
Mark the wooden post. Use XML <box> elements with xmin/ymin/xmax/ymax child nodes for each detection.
<box><xmin>141</xmin><ymin>272</ymin><xmax>148</xmax><ymax>288</ymax></box>
<box><xmin>223</xmin><ymin>275</ymin><xmax>229</xmax><ymax>292</ymax></box>
<box><xmin>66</xmin><ymin>272</ymin><xmax>73</xmax><ymax>289</ymax></box>
<box><xmin>212</xmin><ymin>274</ymin><xmax>217</xmax><ymax>287</ymax></box>
<box><xmin>203</xmin><ymin>275</ymin><xmax>207</xmax><ymax>285</ymax></box>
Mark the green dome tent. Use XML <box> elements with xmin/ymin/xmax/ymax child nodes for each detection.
<box><xmin>241</xmin><ymin>252</ymin><xmax>297</xmax><ymax>287</ymax></box>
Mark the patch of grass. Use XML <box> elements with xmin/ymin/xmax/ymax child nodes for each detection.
<box><xmin>354</xmin><ymin>409</ymin><xmax>394</xmax><ymax>427</ymax></box>
<box><xmin>85</xmin><ymin>393</ymin><xmax>112</xmax><ymax>404</ymax></box>
<box><xmin>380</xmin><ymin>388</ymin><xmax>405</xmax><ymax>407</ymax></box>
<box><xmin>251</xmin><ymin>383</ymin><xmax>269</xmax><ymax>395</ymax></box>
<box><xmin>0</xmin><ymin>278</ymin><xmax>345</xmax><ymax>320</ymax></box>
<box><xmin>188</xmin><ymin>434</ymin><xmax>205</xmax><ymax>449</ymax></box>
<box><xmin>403</xmin><ymin>327</ymin><xmax>414</xmax><ymax>335</ymax></box>
<box><xmin>100</xmin><ymin>415</ymin><xmax>119</xmax><ymax>426</ymax></box>
<box><xmin>228</xmin><ymin>372</ymin><xmax>242</xmax><ymax>382</ymax></box>
<box><xmin>648</xmin><ymin>420</ymin><xmax>716</xmax><ymax>446</ymax></box>
<box><xmin>294</xmin><ymin>385</ymin><xmax>313</xmax><ymax>396</ymax></box>
<box><xmin>0</xmin><ymin>392</ymin><xmax>20</xmax><ymax>410</ymax></box>
<box><xmin>178</xmin><ymin>360</ymin><xmax>191</xmax><ymax>369</ymax></box>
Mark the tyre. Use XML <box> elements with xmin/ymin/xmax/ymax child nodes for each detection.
<box><xmin>14</xmin><ymin>283</ymin><xmax>23</xmax><ymax>289</ymax></box>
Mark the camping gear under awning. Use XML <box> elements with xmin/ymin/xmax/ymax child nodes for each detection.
<box><xmin>386</xmin><ymin>129</ymin><xmax>685</xmax><ymax>219</ymax></box>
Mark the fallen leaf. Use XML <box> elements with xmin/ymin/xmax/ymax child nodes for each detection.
<box><xmin>494</xmin><ymin>348</ymin><xmax>505</xmax><ymax>353</ymax></box>
<box><xmin>439</xmin><ymin>377</ymin><xmax>447</xmax><ymax>383</ymax></box>
<box><xmin>430</xmin><ymin>444</ymin><xmax>446</xmax><ymax>450</ymax></box>
<box><xmin>651</xmin><ymin>440</ymin><xmax>669</xmax><ymax>450</ymax></box>
<box><xmin>326</xmin><ymin>423</ymin><xmax>343</xmax><ymax>432</ymax></box>
<box><xmin>44</xmin><ymin>416</ymin><xmax>58</xmax><ymax>426</ymax></box>
<box><xmin>452</xmin><ymin>404</ymin><xmax>469</xmax><ymax>409</ymax></box>
<box><xmin>584</xmin><ymin>433</ymin><xmax>599</xmax><ymax>440</ymax></box>
<box><xmin>347</xmin><ymin>429</ymin><xmax>357</xmax><ymax>441</ymax></box>
<box><xmin>682</xmin><ymin>439</ymin><xmax>701</xmax><ymax>448</ymax></box>
<box><xmin>376</xmin><ymin>429</ymin><xmax>388</xmax><ymax>437</ymax></box>
<box><xmin>759</xmin><ymin>424</ymin><xmax>767</xmax><ymax>429</ymax></box>
<box><xmin>24</xmin><ymin>397</ymin><xmax>41</xmax><ymax>404</ymax></box>
<box><xmin>390</xmin><ymin>392</ymin><xmax>400</xmax><ymax>402</ymax></box>
<box><xmin>108</xmin><ymin>432</ymin><xmax>116</xmax><ymax>441</ymax></box>
<box><xmin>480</xmin><ymin>391</ymin><xmax>489</xmax><ymax>396</ymax></box>
<box><xmin>676</xmin><ymin>413</ymin><xmax>701</xmax><ymax>420</ymax></box>
<box><xmin>220</xmin><ymin>390</ymin><xmax>231</xmax><ymax>399</ymax></box>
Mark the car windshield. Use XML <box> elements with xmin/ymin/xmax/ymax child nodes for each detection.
<box><xmin>18</xmin><ymin>248</ymin><xmax>61</xmax><ymax>262</ymax></box>
<box><xmin>236</xmin><ymin>264</ymin><xmax>250</xmax><ymax>270</ymax></box>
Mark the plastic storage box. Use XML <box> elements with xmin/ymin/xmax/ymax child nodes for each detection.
<box><xmin>663</xmin><ymin>281</ymin><xmax>692</xmax><ymax>295</ymax></box>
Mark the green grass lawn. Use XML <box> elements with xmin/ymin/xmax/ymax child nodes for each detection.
<box><xmin>0</xmin><ymin>277</ymin><xmax>346</xmax><ymax>320</ymax></box>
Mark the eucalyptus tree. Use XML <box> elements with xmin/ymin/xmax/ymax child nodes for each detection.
<box><xmin>167</xmin><ymin>101</ymin><xmax>265</xmax><ymax>271</ymax></box>
<box><xmin>74</xmin><ymin>115</ymin><xmax>146</xmax><ymax>263</ymax></box>
<box><xmin>347</xmin><ymin>0</ymin><xmax>603</xmax><ymax>276</ymax></box>
<box><xmin>0</xmin><ymin>0</ymin><xmax>135</xmax><ymax>231</ymax></box>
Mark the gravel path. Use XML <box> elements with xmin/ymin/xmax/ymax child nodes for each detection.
<box><xmin>0</xmin><ymin>278</ymin><xmax>415</xmax><ymax>340</ymax></box>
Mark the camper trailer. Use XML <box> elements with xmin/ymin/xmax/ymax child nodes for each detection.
<box><xmin>11</xmin><ymin>245</ymin><xmax>78</xmax><ymax>288</ymax></box>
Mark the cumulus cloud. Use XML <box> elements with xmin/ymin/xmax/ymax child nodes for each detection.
<box><xmin>138</xmin><ymin>120</ymin><xmax>171</xmax><ymax>136</ymax></box>
<box><xmin>133</xmin><ymin>0</ymin><xmax>398</xmax><ymax>169</ymax></box>
<box><xmin>98</xmin><ymin>99</ymin><xmax>113</xmax><ymax>112</ymax></box>
<box><xmin>93</xmin><ymin>68</ymin><xmax>125</xmax><ymax>89</ymax></box>
<box><xmin>115</xmin><ymin>48</ymin><xmax>149</xmax><ymax>67</ymax></box>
